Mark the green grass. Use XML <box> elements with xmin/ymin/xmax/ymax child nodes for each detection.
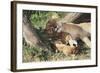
<box><xmin>23</xmin><ymin>44</ymin><xmax>90</xmax><ymax>62</ymax></box>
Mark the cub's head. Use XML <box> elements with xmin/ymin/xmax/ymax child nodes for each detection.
<box><xmin>55</xmin><ymin>39</ymin><xmax>79</xmax><ymax>56</ymax></box>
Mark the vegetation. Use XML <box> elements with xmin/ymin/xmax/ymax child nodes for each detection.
<box><xmin>22</xmin><ymin>10</ymin><xmax>90</xmax><ymax>62</ymax></box>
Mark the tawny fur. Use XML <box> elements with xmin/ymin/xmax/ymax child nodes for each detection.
<box><xmin>54</xmin><ymin>40</ymin><xmax>79</xmax><ymax>56</ymax></box>
<box><xmin>78</xmin><ymin>22</ymin><xmax>91</xmax><ymax>33</ymax></box>
<box><xmin>45</xmin><ymin>19</ymin><xmax>91</xmax><ymax>48</ymax></box>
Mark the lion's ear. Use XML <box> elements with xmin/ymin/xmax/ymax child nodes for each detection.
<box><xmin>47</xmin><ymin>19</ymin><xmax>57</xmax><ymax>25</ymax></box>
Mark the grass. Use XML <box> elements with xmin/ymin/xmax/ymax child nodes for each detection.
<box><xmin>23</xmin><ymin>43</ymin><xmax>90</xmax><ymax>62</ymax></box>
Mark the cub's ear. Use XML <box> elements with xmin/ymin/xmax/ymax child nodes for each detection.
<box><xmin>65</xmin><ymin>35</ymin><xmax>73</xmax><ymax>41</ymax></box>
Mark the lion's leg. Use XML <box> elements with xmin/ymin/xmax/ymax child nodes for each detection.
<box><xmin>81</xmin><ymin>37</ymin><xmax>91</xmax><ymax>48</ymax></box>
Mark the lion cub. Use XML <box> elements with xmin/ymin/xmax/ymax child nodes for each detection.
<box><xmin>54</xmin><ymin>34</ymin><xmax>79</xmax><ymax>56</ymax></box>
